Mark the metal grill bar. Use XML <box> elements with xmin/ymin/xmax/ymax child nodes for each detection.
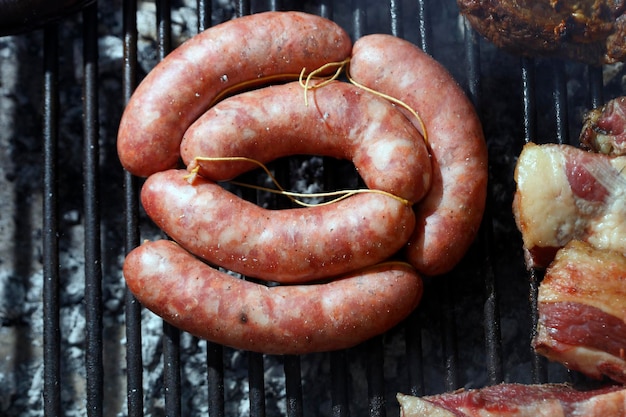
<box><xmin>389</xmin><ymin>0</ymin><xmax>403</xmax><ymax>37</ymax></box>
<box><xmin>249</xmin><ymin>351</ymin><xmax>266</xmax><ymax>417</ymax></box>
<box><xmin>462</xmin><ymin>17</ymin><xmax>504</xmax><ymax>387</ymax></box>
<box><xmin>151</xmin><ymin>1</ymin><xmax>185</xmax><ymax>416</ymax></box>
<box><xmin>528</xmin><ymin>268</ymin><xmax>547</xmax><ymax>384</ymax></box>
<box><xmin>589</xmin><ymin>67</ymin><xmax>604</xmax><ymax>108</ymax></box>
<box><xmin>552</xmin><ymin>61</ymin><xmax>569</xmax><ymax>144</ymax></box>
<box><xmin>42</xmin><ymin>22</ymin><xmax>61</xmax><ymax>417</ymax></box>
<box><xmin>122</xmin><ymin>0</ymin><xmax>143</xmax><ymax>414</ymax></box>
<box><xmin>521</xmin><ymin>57</ymin><xmax>537</xmax><ymax>144</ymax></box>
<box><xmin>82</xmin><ymin>3</ymin><xmax>104</xmax><ymax>415</ymax></box>
<box><xmin>440</xmin><ymin>280</ymin><xmax>459</xmax><ymax>392</ymax></box>
<box><xmin>351</xmin><ymin>0</ymin><xmax>366</xmax><ymax>39</ymax></box>
<box><xmin>284</xmin><ymin>355</ymin><xmax>304</xmax><ymax>417</ymax></box>
<box><xmin>416</xmin><ymin>0</ymin><xmax>430</xmax><ymax>53</ymax></box>
<box><xmin>197</xmin><ymin>0</ymin><xmax>212</xmax><ymax>31</ymax></box>
<box><xmin>207</xmin><ymin>342</ymin><xmax>225</xmax><ymax>417</ymax></box>
<box><xmin>366</xmin><ymin>337</ymin><xmax>386</xmax><ymax>417</ymax></box>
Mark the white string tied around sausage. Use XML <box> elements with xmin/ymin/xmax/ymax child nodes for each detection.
<box><xmin>185</xmin><ymin>157</ymin><xmax>412</xmax><ymax>208</ymax></box>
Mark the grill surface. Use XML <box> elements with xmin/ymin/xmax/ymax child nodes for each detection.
<box><xmin>0</xmin><ymin>0</ymin><xmax>623</xmax><ymax>416</ymax></box>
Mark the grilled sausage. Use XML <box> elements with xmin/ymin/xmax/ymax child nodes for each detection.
<box><xmin>180</xmin><ymin>80</ymin><xmax>431</xmax><ymax>204</ymax></box>
<box><xmin>123</xmin><ymin>239</ymin><xmax>423</xmax><ymax>355</ymax></box>
<box><xmin>349</xmin><ymin>34</ymin><xmax>488</xmax><ymax>276</ymax></box>
<box><xmin>141</xmin><ymin>169</ymin><xmax>416</xmax><ymax>283</ymax></box>
<box><xmin>117</xmin><ymin>11</ymin><xmax>352</xmax><ymax>177</ymax></box>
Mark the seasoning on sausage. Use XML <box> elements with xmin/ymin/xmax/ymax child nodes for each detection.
<box><xmin>141</xmin><ymin>169</ymin><xmax>416</xmax><ymax>283</ymax></box>
<box><xmin>117</xmin><ymin>11</ymin><xmax>352</xmax><ymax>177</ymax></box>
<box><xmin>123</xmin><ymin>239</ymin><xmax>423</xmax><ymax>355</ymax></box>
<box><xmin>181</xmin><ymin>80</ymin><xmax>431</xmax><ymax>204</ymax></box>
<box><xmin>349</xmin><ymin>34</ymin><xmax>488</xmax><ymax>276</ymax></box>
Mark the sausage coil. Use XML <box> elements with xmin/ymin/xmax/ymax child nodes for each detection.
<box><xmin>350</xmin><ymin>34</ymin><xmax>488</xmax><ymax>276</ymax></box>
<box><xmin>117</xmin><ymin>11</ymin><xmax>352</xmax><ymax>177</ymax></box>
<box><xmin>181</xmin><ymin>80</ymin><xmax>431</xmax><ymax>204</ymax></box>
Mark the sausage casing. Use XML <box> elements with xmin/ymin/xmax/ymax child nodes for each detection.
<box><xmin>117</xmin><ymin>11</ymin><xmax>352</xmax><ymax>177</ymax></box>
<box><xmin>181</xmin><ymin>80</ymin><xmax>431</xmax><ymax>203</ymax></box>
<box><xmin>123</xmin><ymin>240</ymin><xmax>423</xmax><ymax>355</ymax></box>
<box><xmin>141</xmin><ymin>169</ymin><xmax>416</xmax><ymax>283</ymax></box>
<box><xmin>350</xmin><ymin>34</ymin><xmax>488</xmax><ymax>276</ymax></box>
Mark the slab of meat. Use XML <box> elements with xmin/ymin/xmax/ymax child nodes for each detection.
<box><xmin>580</xmin><ymin>96</ymin><xmax>626</xmax><ymax>156</ymax></box>
<box><xmin>533</xmin><ymin>240</ymin><xmax>626</xmax><ymax>384</ymax></box>
<box><xmin>397</xmin><ymin>383</ymin><xmax>626</xmax><ymax>416</ymax></box>
<box><xmin>512</xmin><ymin>142</ymin><xmax>626</xmax><ymax>268</ymax></box>
<box><xmin>457</xmin><ymin>0</ymin><xmax>626</xmax><ymax>65</ymax></box>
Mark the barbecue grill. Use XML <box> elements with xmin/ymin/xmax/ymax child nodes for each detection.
<box><xmin>0</xmin><ymin>0</ymin><xmax>621</xmax><ymax>416</ymax></box>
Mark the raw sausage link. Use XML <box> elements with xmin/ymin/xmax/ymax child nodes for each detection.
<box><xmin>117</xmin><ymin>11</ymin><xmax>352</xmax><ymax>177</ymax></box>
<box><xmin>349</xmin><ymin>34</ymin><xmax>488</xmax><ymax>276</ymax></box>
<box><xmin>181</xmin><ymin>80</ymin><xmax>431</xmax><ymax>203</ymax></box>
<box><xmin>141</xmin><ymin>169</ymin><xmax>416</xmax><ymax>283</ymax></box>
<box><xmin>123</xmin><ymin>239</ymin><xmax>423</xmax><ymax>355</ymax></box>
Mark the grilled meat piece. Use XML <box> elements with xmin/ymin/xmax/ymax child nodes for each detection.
<box><xmin>457</xmin><ymin>0</ymin><xmax>626</xmax><ymax>65</ymax></box>
<box><xmin>513</xmin><ymin>142</ymin><xmax>626</xmax><ymax>269</ymax></box>
<box><xmin>580</xmin><ymin>96</ymin><xmax>626</xmax><ymax>155</ymax></box>
<box><xmin>398</xmin><ymin>383</ymin><xmax>626</xmax><ymax>417</ymax></box>
<box><xmin>533</xmin><ymin>240</ymin><xmax>626</xmax><ymax>384</ymax></box>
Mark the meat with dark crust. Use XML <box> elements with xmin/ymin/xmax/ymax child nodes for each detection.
<box><xmin>457</xmin><ymin>0</ymin><xmax>626</xmax><ymax>65</ymax></box>
<box><xmin>580</xmin><ymin>96</ymin><xmax>626</xmax><ymax>155</ymax></box>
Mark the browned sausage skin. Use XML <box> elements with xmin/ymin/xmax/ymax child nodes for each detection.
<box><xmin>117</xmin><ymin>11</ymin><xmax>352</xmax><ymax>177</ymax></box>
<box><xmin>141</xmin><ymin>169</ymin><xmax>416</xmax><ymax>283</ymax></box>
<box><xmin>123</xmin><ymin>240</ymin><xmax>423</xmax><ymax>355</ymax></box>
<box><xmin>180</xmin><ymin>80</ymin><xmax>431</xmax><ymax>204</ymax></box>
<box><xmin>349</xmin><ymin>34</ymin><xmax>488</xmax><ymax>276</ymax></box>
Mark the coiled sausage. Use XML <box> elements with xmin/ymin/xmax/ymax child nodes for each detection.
<box><xmin>141</xmin><ymin>169</ymin><xmax>416</xmax><ymax>283</ymax></box>
<box><xmin>349</xmin><ymin>34</ymin><xmax>488</xmax><ymax>276</ymax></box>
<box><xmin>117</xmin><ymin>11</ymin><xmax>352</xmax><ymax>177</ymax></box>
<box><xmin>123</xmin><ymin>239</ymin><xmax>423</xmax><ymax>355</ymax></box>
<box><xmin>181</xmin><ymin>80</ymin><xmax>431</xmax><ymax>204</ymax></box>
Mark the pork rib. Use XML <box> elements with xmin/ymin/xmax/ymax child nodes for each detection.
<box><xmin>533</xmin><ymin>240</ymin><xmax>626</xmax><ymax>384</ymax></box>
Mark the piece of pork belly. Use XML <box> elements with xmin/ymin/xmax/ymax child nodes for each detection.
<box><xmin>533</xmin><ymin>240</ymin><xmax>626</xmax><ymax>384</ymax></box>
<box><xmin>580</xmin><ymin>96</ymin><xmax>626</xmax><ymax>156</ymax></box>
<box><xmin>397</xmin><ymin>383</ymin><xmax>626</xmax><ymax>417</ymax></box>
<box><xmin>512</xmin><ymin>142</ymin><xmax>626</xmax><ymax>269</ymax></box>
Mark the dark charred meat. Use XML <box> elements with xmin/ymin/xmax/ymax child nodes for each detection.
<box><xmin>457</xmin><ymin>0</ymin><xmax>626</xmax><ymax>65</ymax></box>
<box><xmin>580</xmin><ymin>96</ymin><xmax>626</xmax><ymax>155</ymax></box>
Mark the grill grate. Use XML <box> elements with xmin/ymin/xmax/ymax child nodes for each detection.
<box><xmin>1</xmin><ymin>0</ymin><xmax>621</xmax><ymax>416</ymax></box>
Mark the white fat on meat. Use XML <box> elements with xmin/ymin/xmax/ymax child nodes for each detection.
<box><xmin>513</xmin><ymin>142</ymin><xmax>626</xmax><ymax>268</ymax></box>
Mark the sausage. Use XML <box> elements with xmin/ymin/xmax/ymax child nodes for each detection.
<box><xmin>123</xmin><ymin>239</ymin><xmax>423</xmax><ymax>355</ymax></box>
<box><xmin>117</xmin><ymin>11</ymin><xmax>352</xmax><ymax>178</ymax></box>
<box><xmin>181</xmin><ymin>80</ymin><xmax>431</xmax><ymax>203</ymax></box>
<box><xmin>349</xmin><ymin>34</ymin><xmax>488</xmax><ymax>276</ymax></box>
<box><xmin>141</xmin><ymin>169</ymin><xmax>416</xmax><ymax>283</ymax></box>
